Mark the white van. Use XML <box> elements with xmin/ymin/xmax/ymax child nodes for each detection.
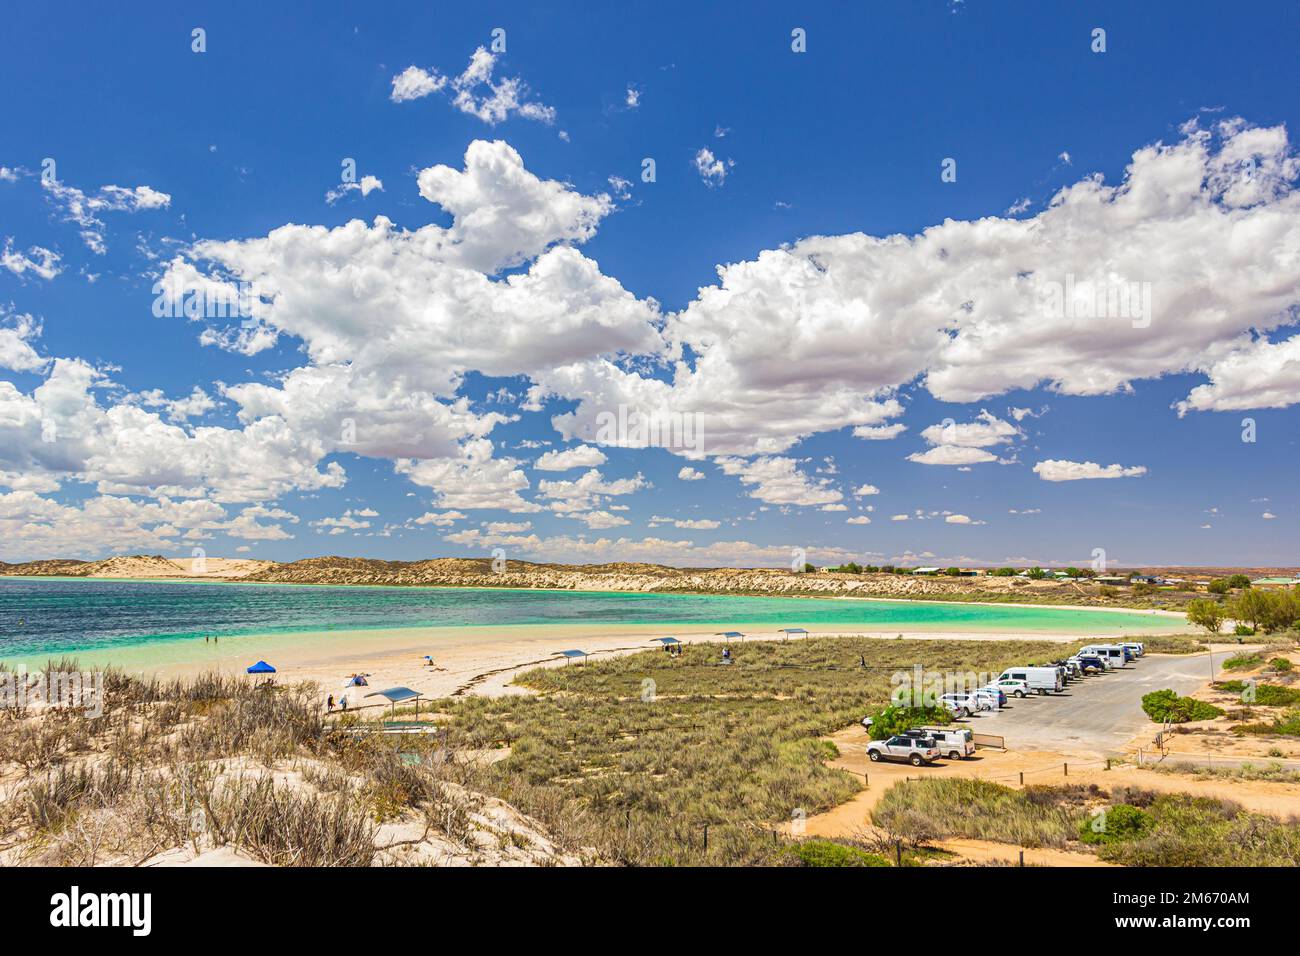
<box><xmin>1079</xmin><ymin>644</ymin><xmax>1130</xmax><ymax>666</ymax></box>
<box><xmin>997</xmin><ymin>666</ymin><xmax>1063</xmax><ymax>695</ymax></box>
<box><xmin>921</xmin><ymin>726</ymin><xmax>975</xmax><ymax>760</ymax></box>
<box><xmin>1121</xmin><ymin>641</ymin><xmax>1145</xmax><ymax>658</ymax></box>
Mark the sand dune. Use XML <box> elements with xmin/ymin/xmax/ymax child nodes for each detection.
<box><xmin>0</xmin><ymin>554</ymin><xmax>275</xmax><ymax>579</ymax></box>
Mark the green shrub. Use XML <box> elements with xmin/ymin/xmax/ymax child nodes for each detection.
<box><xmin>1136</xmin><ymin>634</ymin><xmax>1205</xmax><ymax>655</ymax></box>
<box><xmin>785</xmin><ymin>839</ymin><xmax>889</xmax><ymax>867</ymax></box>
<box><xmin>1269</xmin><ymin>657</ymin><xmax>1294</xmax><ymax>673</ymax></box>
<box><xmin>1214</xmin><ymin>681</ymin><xmax>1300</xmax><ymax>706</ymax></box>
<box><xmin>1096</xmin><ymin>793</ymin><xmax>1300</xmax><ymax>867</ymax></box>
<box><xmin>1141</xmin><ymin>689</ymin><xmax>1224</xmax><ymax>723</ymax></box>
<box><xmin>1252</xmin><ymin>684</ymin><xmax>1300</xmax><ymax>706</ymax></box>
<box><xmin>1078</xmin><ymin>804</ymin><xmax>1153</xmax><ymax>845</ymax></box>
<box><xmin>1222</xmin><ymin>654</ymin><xmax>1263</xmax><ymax>671</ymax></box>
<box><xmin>1234</xmin><ymin>709</ymin><xmax>1300</xmax><ymax>737</ymax></box>
<box><xmin>1234</xmin><ymin>624</ymin><xmax>1255</xmax><ymax>636</ymax></box>
<box><xmin>872</xmin><ymin>778</ymin><xmax>1079</xmax><ymax>848</ymax></box>
<box><xmin>869</xmin><ymin>704</ymin><xmax>951</xmax><ymax>739</ymax></box>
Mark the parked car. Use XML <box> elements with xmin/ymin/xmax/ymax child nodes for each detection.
<box><xmin>1078</xmin><ymin>650</ymin><xmax>1115</xmax><ymax>670</ymax></box>
<box><xmin>996</xmin><ymin>667</ymin><xmax>1064</xmax><ymax>695</ymax></box>
<box><xmin>1121</xmin><ymin>641</ymin><xmax>1145</xmax><ymax>658</ymax></box>
<box><xmin>1071</xmin><ymin>654</ymin><xmax>1105</xmax><ymax>674</ymax></box>
<box><xmin>938</xmin><ymin>691</ymin><xmax>987</xmax><ymax>717</ymax></box>
<box><xmin>867</xmin><ymin>735</ymin><xmax>940</xmax><ymax>766</ymax></box>
<box><xmin>987</xmin><ymin>678</ymin><xmax>1031</xmax><ymax>699</ymax></box>
<box><xmin>972</xmin><ymin>686</ymin><xmax>1005</xmax><ymax>708</ymax></box>
<box><xmin>904</xmin><ymin>726</ymin><xmax>976</xmax><ymax>759</ymax></box>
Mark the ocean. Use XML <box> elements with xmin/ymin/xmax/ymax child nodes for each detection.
<box><xmin>0</xmin><ymin>576</ymin><xmax>1180</xmax><ymax>666</ymax></box>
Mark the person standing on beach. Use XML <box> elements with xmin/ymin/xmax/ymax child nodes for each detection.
<box><xmin>327</xmin><ymin>694</ymin><xmax>335</xmax><ymax>712</ymax></box>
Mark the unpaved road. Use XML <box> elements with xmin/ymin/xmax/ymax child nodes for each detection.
<box><xmin>961</xmin><ymin>652</ymin><xmax>1227</xmax><ymax>754</ymax></box>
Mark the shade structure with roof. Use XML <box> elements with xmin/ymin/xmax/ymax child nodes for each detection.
<box><xmin>364</xmin><ymin>686</ymin><xmax>425</xmax><ymax>718</ymax></box>
<box><xmin>246</xmin><ymin>660</ymin><xmax>276</xmax><ymax>674</ymax></box>
<box><xmin>650</xmin><ymin>637</ymin><xmax>682</xmax><ymax>645</ymax></box>
<box><xmin>555</xmin><ymin>649</ymin><xmax>589</xmax><ymax>665</ymax></box>
<box><xmin>716</xmin><ymin>631</ymin><xmax>745</xmax><ymax>641</ymax></box>
<box><xmin>777</xmin><ymin>627</ymin><xmax>809</xmax><ymax>641</ymax></box>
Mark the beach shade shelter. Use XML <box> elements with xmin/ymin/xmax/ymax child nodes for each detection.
<box><xmin>777</xmin><ymin>628</ymin><xmax>809</xmax><ymax>641</ymax></box>
<box><xmin>651</xmin><ymin>637</ymin><xmax>682</xmax><ymax>646</ymax></box>
<box><xmin>364</xmin><ymin>686</ymin><xmax>424</xmax><ymax>719</ymax></box>
<box><xmin>556</xmin><ymin>649</ymin><xmax>589</xmax><ymax>666</ymax></box>
<box><xmin>716</xmin><ymin>631</ymin><xmax>745</xmax><ymax>641</ymax></box>
<box><xmin>246</xmin><ymin>661</ymin><xmax>276</xmax><ymax>675</ymax></box>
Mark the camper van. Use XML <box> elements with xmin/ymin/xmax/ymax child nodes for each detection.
<box><xmin>1079</xmin><ymin>644</ymin><xmax>1131</xmax><ymax>666</ymax></box>
<box><xmin>997</xmin><ymin>667</ymin><xmax>1064</xmax><ymax>695</ymax></box>
<box><xmin>904</xmin><ymin>726</ymin><xmax>976</xmax><ymax>760</ymax></box>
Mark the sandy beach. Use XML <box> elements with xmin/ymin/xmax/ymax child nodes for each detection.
<box><xmin>56</xmin><ymin>612</ymin><xmax>1193</xmax><ymax>709</ymax></box>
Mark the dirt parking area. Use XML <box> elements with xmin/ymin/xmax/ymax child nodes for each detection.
<box><xmin>802</xmin><ymin>647</ymin><xmax>1300</xmax><ymax>864</ymax></box>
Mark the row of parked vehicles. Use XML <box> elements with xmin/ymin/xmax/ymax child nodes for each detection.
<box><xmin>866</xmin><ymin>641</ymin><xmax>1146</xmax><ymax>766</ymax></box>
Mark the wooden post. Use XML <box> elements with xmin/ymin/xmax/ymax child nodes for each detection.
<box><xmin>703</xmin><ymin>824</ymin><xmax>709</xmax><ymax>851</ymax></box>
<box><xmin>1019</xmin><ymin>850</ymin><xmax>1024</xmax><ymax>867</ymax></box>
<box><xmin>1064</xmin><ymin>763</ymin><xmax>1068</xmax><ymax>777</ymax></box>
<box><xmin>1019</xmin><ymin>771</ymin><xmax>1024</xmax><ymax>785</ymax></box>
<box><xmin>895</xmin><ymin>840</ymin><xmax>902</xmax><ymax>867</ymax></box>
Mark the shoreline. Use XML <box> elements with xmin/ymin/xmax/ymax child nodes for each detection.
<box><xmin>8</xmin><ymin>618</ymin><xmax>1197</xmax><ymax>705</ymax></box>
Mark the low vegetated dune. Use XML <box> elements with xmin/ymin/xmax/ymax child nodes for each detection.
<box><xmin>0</xmin><ymin>553</ymin><xmax>1245</xmax><ymax>609</ymax></box>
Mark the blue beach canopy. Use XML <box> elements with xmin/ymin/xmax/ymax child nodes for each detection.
<box><xmin>651</xmin><ymin>637</ymin><xmax>682</xmax><ymax>645</ymax></box>
<box><xmin>246</xmin><ymin>660</ymin><xmax>276</xmax><ymax>674</ymax></box>
<box><xmin>556</xmin><ymin>649</ymin><xmax>589</xmax><ymax>659</ymax></box>
<box><xmin>778</xmin><ymin>628</ymin><xmax>809</xmax><ymax>636</ymax></box>
<box><xmin>716</xmin><ymin>631</ymin><xmax>744</xmax><ymax>639</ymax></box>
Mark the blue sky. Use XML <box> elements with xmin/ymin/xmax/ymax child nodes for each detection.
<box><xmin>1</xmin><ymin>1</ymin><xmax>1298</xmax><ymax>567</ymax></box>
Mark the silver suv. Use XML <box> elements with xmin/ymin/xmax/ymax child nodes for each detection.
<box><xmin>866</xmin><ymin>735</ymin><xmax>941</xmax><ymax>766</ymax></box>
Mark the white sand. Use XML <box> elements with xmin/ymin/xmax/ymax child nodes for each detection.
<box><xmin>51</xmin><ymin>616</ymin><xmax>1194</xmax><ymax>710</ymax></box>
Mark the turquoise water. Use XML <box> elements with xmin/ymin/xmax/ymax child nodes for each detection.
<box><xmin>0</xmin><ymin>577</ymin><xmax>1180</xmax><ymax>664</ymax></box>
